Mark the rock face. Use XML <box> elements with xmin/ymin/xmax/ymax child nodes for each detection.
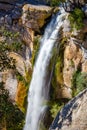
<box><xmin>9</xmin><ymin>52</ymin><xmax>28</xmax><ymax>77</ymax></box>
<box><xmin>49</xmin><ymin>88</ymin><xmax>87</xmax><ymax>130</ymax></box>
<box><xmin>53</xmin><ymin>13</ymin><xmax>87</xmax><ymax>99</ymax></box>
<box><xmin>63</xmin><ymin>39</ymin><xmax>82</xmax><ymax>88</ymax></box>
<box><xmin>0</xmin><ymin>1</ymin><xmax>53</xmax><ymax>106</ymax></box>
<box><xmin>63</xmin><ymin>0</ymin><xmax>87</xmax><ymax>13</ymax></box>
<box><xmin>22</xmin><ymin>4</ymin><xmax>53</xmax><ymax>32</ymax></box>
<box><xmin>0</xmin><ymin>70</ymin><xmax>18</xmax><ymax>102</ymax></box>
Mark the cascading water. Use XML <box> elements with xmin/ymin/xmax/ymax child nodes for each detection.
<box><xmin>24</xmin><ymin>7</ymin><xmax>67</xmax><ymax>130</ymax></box>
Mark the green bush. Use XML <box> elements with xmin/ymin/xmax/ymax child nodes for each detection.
<box><xmin>68</xmin><ymin>8</ymin><xmax>84</xmax><ymax>30</ymax></box>
<box><xmin>76</xmin><ymin>72</ymin><xmax>87</xmax><ymax>94</ymax></box>
<box><xmin>49</xmin><ymin>0</ymin><xmax>65</xmax><ymax>6</ymax></box>
<box><xmin>31</xmin><ymin>36</ymin><xmax>40</xmax><ymax>66</ymax></box>
<box><xmin>72</xmin><ymin>71</ymin><xmax>87</xmax><ymax>96</ymax></box>
<box><xmin>50</xmin><ymin>102</ymin><xmax>64</xmax><ymax>118</ymax></box>
<box><xmin>0</xmin><ymin>42</ymin><xmax>16</xmax><ymax>71</ymax></box>
<box><xmin>3</xmin><ymin>30</ymin><xmax>19</xmax><ymax>38</ymax></box>
<box><xmin>0</xmin><ymin>82</ymin><xmax>25</xmax><ymax>130</ymax></box>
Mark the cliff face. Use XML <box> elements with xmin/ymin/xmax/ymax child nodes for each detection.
<box><xmin>49</xmin><ymin>88</ymin><xmax>87</xmax><ymax>130</ymax></box>
<box><xmin>0</xmin><ymin>1</ymin><xmax>54</xmax><ymax>129</ymax></box>
<box><xmin>0</xmin><ymin>1</ymin><xmax>53</xmax><ymax>110</ymax></box>
<box><xmin>0</xmin><ymin>0</ymin><xmax>87</xmax><ymax>130</ymax></box>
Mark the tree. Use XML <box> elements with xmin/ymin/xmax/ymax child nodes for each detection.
<box><xmin>0</xmin><ymin>82</ymin><xmax>25</xmax><ymax>130</ymax></box>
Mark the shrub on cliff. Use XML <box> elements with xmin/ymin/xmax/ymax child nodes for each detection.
<box><xmin>68</xmin><ymin>8</ymin><xmax>84</xmax><ymax>30</ymax></box>
<box><xmin>0</xmin><ymin>42</ymin><xmax>16</xmax><ymax>71</ymax></box>
<box><xmin>0</xmin><ymin>82</ymin><xmax>25</xmax><ymax>130</ymax></box>
<box><xmin>48</xmin><ymin>0</ymin><xmax>65</xmax><ymax>6</ymax></box>
<box><xmin>72</xmin><ymin>71</ymin><xmax>87</xmax><ymax>96</ymax></box>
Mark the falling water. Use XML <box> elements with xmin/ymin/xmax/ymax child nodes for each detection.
<box><xmin>24</xmin><ymin>7</ymin><xmax>67</xmax><ymax>130</ymax></box>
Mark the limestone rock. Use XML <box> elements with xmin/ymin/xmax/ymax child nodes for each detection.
<box><xmin>9</xmin><ymin>52</ymin><xmax>26</xmax><ymax>77</ymax></box>
<box><xmin>56</xmin><ymin>86</ymin><xmax>72</xmax><ymax>99</ymax></box>
<box><xmin>63</xmin><ymin>40</ymin><xmax>82</xmax><ymax>88</ymax></box>
<box><xmin>5</xmin><ymin>71</ymin><xmax>18</xmax><ymax>102</ymax></box>
<box><xmin>9</xmin><ymin>52</ymin><xmax>32</xmax><ymax>76</ymax></box>
<box><xmin>0</xmin><ymin>70</ymin><xmax>18</xmax><ymax>102</ymax></box>
<box><xmin>22</xmin><ymin>27</ymin><xmax>34</xmax><ymax>51</ymax></box>
<box><xmin>22</xmin><ymin>4</ymin><xmax>53</xmax><ymax>32</ymax></box>
<box><xmin>82</xmin><ymin>60</ymin><xmax>87</xmax><ymax>72</ymax></box>
<box><xmin>49</xmin><ymin>88</ymin><xmax>87</xmax><ymax>130</ymax></box>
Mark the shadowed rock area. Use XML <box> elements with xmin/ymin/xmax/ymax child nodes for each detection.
<box><xmin>49</xmin><ymin>88</ymin><xmax>87</xmax><ymax>130</ymax></box>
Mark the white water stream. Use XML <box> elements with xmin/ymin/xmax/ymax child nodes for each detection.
<box><xmin>24</xmin><ymin>7</ymin><xmax>67</xmax><ymax>130</ymax></box>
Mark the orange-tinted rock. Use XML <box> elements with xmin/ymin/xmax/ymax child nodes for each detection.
<box><xmin>15</xmin><ymin>81</ymin><xmax>27</xmax><ymax>112</ymax></box>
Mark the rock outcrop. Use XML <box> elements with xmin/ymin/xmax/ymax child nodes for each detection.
<box><xmin>52</xmin><ymin>13</ymin><xmax>87</xmax><ymax>99</ymax></box>
<box><xmin>49</xmin><ymin>88</ymin><xmax>87</xmax><ymax>130</ymax></box>
<box><xmin>0</xmin><ymin>70</ymin><xmax>18</xmax><ymax>102</ymax></box>
<box><xmin>22</xmin><ymin>4</ymin><xmax>53</xmax><ymax>32</ymax></box>
<box><xmin>0</xmin><ymin>1</ymin><xmax>87</xmax><ymax>130</ymax></box>
<box><xmin>63</xmin><ymin>39</ymin><xmax>83</xmax><ymax>88</ymax></box>
<box><xmin>0</xmin><ymin>1</ymin><xmax>53</xmax><ymax>106</ymax></box>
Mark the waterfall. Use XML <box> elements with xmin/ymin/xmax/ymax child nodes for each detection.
<box><xmin>24</xmin><ymin>7</ymin><xmax>67</xmax><ymax>130</ymax></box>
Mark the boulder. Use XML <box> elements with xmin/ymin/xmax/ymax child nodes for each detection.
<box><xmin>22</xmin><ymin>4</ymin><xmax>53</xmax><ymax>32</ymax></box>
<box><xmin>9</xmin><ymin>52</ymin><xmax>32</xmax><ymax>76</ymax></box>
<box><xmin>5</xmin><ymin>71</ymin><xmax>18</xmax><ymax>102</ymax></box>
<box><xmin>9</xmin><ymin>52</ymin><xmax>26</xmax><ymax>77</ymax></box>
<box><xmin>0</xmin><ymin>70</ymin><xmax>18</xmax><ymax>102</ymax></box>
<box><xmin>49</xmin><ymin>88</ymin><xmax>87</xmax><ymax>130</ymax></box>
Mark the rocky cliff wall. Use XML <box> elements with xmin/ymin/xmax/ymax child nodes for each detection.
<box><xmin>0</xmin><ymin>1</ymin><xmax>87</xmax><ymax>130</ymax></box>
<box><xmin>49</xmin><ymin>88</ymin><xmax>87</xmax><ymax>130</ymax></box>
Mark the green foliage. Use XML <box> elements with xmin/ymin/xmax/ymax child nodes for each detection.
<box><xmin>0</xmin><ymin>82</ymin><xmax>25</xmax><ymax>130</ymax></box>
<box><xmin>16</xmin><ymin>69</ymin><xmax>32</xmax><ymax>112</ymax></box>
<box><xmin>16</xmin><ymin>71</ymin><xmax>31</xmax><ymax>88</ymax></box>
<box><xmin>68</xmin><ymin>8</ymin><xmax>84</xmax><ymax>30</ymax></box>
<box><xmin>50</xmin><ymin>101</ymin><xmax>64</xmax><ymax>118</ymax></box>
<box><xmin>0</xmin><ymin>27</ymin><xmax>22</xmax><ymax>52</ymax></box>
<box><xmin>50</xmin><ymin>36</ymin><xmax>67</xmax><ymax>99</ymax></box>
<box><xmin>49</xmin><ymin>0</ymin><xmax>65</xmax><ymax>6</ymax></box>
<box><xmin>48</xmin><ymin>36</ymin><xmax>67</xmax><ymax>119</ymax></box>
<box><xmin>3</xmin><ymin>30</ymin><xmax>20</xmax><ymax>38</ymax></box>
<box><xmin>0</xmin><ymin>42</ymin><xmax>16</xmax><ymax>71</ymax></box>
<box><xmin>31</xmin><ymin>36</ymin><xmax>40</xmax><ymax>66</ymax></box>
<box><xmin>9</xmin><ymin>42</ymin><xmax>23</xmax><ymax>52</ymax></box>
<box><xmin>0</xmin><ymin>27</ymin><xmax>23</xmax><ymax>71</ymax></box>
<box><xmin>72</xmin><ymin>71</ymin><xmax>87</xmax><ymax>96</ymax></box>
